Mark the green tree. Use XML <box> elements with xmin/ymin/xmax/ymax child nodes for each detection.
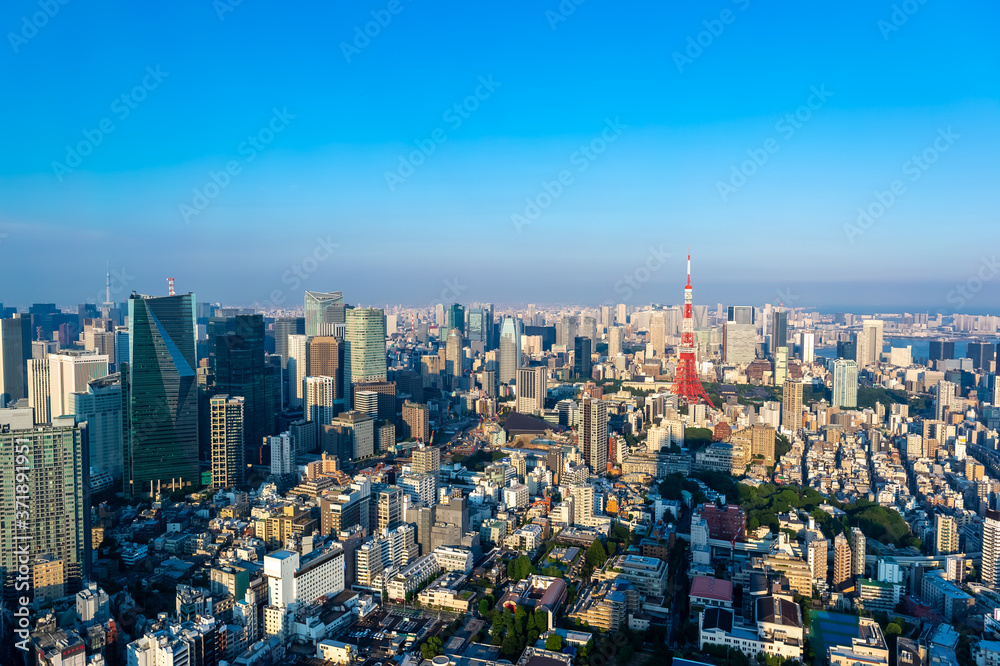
<box><xmin>886</xmin><ymin>622</ymin><xmax>902</xmax><ymax>636</ymax></box>
<box><xmin>546</xmin><ymin>634</ymin><xmax>564</xmax><ymax>651</ymax></box>
<box><xmin>479</xmin><ymin>599</ymin><xmax>491</xmax><ymax>616</ymax></box>
<box><xmin>501</xmin><ymin>635</ymin><xmax>521</xmax><ymax>658</ymax></box>
<box><xmin>421</xmin><ymin>636</ymin><xmax>444</xmax><ymax>659</ymax></box>
<box><xmin>586</xmin><ymin>539</ymin><xmax>608</xmax><ymax>568</ymax></box>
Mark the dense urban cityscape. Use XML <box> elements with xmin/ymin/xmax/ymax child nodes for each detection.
<box><xmin>2</xmin><ymin>255</ymin><xmax>1000</xmax><ymax>666</ymax></box>
<box><xmin>3</xmin><ymin>3</ymin><xmax>998</xmax><ymax>666</ymax></box>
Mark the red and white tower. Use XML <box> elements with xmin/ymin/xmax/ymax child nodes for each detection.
<box><xmin>167</xmin><ymin>277</ymin><xmax>175</xmax><ymax>296</ymax></box>
<box><xmin>672</xmin><ymin>253</ymin><xmax>715</xmax><ymax>408</ymax></box>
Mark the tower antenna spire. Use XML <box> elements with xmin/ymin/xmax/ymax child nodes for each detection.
<box><xmin>672</xmin><ymin>249</ymin><xmax>715</xmax><ymax>408</ymax></box>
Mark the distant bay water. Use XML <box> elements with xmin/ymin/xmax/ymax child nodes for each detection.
<box><xmin>814</xmin><ymin>337</ymin><xmax>999</xmax><ymax>363</ymax></box>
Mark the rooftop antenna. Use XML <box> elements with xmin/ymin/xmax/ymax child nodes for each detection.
<box><xmin>167</xmin><ymin>277</ymin><xmax>175</xmax><ymax>297</ymax></box>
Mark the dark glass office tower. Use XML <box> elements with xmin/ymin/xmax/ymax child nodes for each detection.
<box><xmin>212</xmin><ymin>314</ymin><xmax>268</xmax><ymax>465</ymax></box>
<box><xmin>967</xmin><ymin>342</ymin><xmax>995</xmax><ymax>371</ymax></box>
<box><xmin>124</xmin><ymin>293</ymin><xmax>199</xmax><ymax>498</ymax></box>
<box><xmin>770</xmin><ymin>310</ymin><xmax>788</xmax><ymax>355</ymax></box>
<box><xmin>467</xmin><ymin>308</ymin><xmax>487</xmax><ymax>344</ymax></box>
<box><xmin>0</xmin><ymin>313</ymin><xmax>32</xmax><ymax>407</ymax></box>
<box><xmin>837</xmin><ymin>337</ymin><xmax>857</xmax><ymax>361</ymax></box>
<box><xmin>929</xmin><ymin>340</ymin><xmax>955</xmax><ymax>362</ymax></box>
<box><xmin>446</xmin><ymin>303</ymin><xmax>465</xmax><ymax>336</ymax></box>
<box><xmin>575</xmin><ymin>336</ymin><xmax>592</xmax><ymax>378</ymax></box>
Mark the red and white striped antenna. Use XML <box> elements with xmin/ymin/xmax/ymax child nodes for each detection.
<box><xmin>167</xmin><ymin>277</ymin><xmax>175</xmax><ymax>296</ymax></box>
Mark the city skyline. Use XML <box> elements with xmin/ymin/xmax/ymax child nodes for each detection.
<box><xmin>1</xmin><ymin>3</ymin><xmax>999</xmax><ymax>309</ymax></box>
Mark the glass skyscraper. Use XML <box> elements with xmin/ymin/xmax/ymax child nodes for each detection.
<box><xmin>0</xmin><ymin>313</ymin><xmax>32</xmax><ymax>408</ymax></box>
<box><xmin>124</xmin><ymin>293</ymin><xmax>199</xmax><ymax>498</ymax></box>
<box><xmin>211</xmin><ymin>314</ymin><xmax>267</xmax><ymax>464</ymax></box>
<box><xmin>446</xmin><ymin>303</ymin><xmax>465</xmax><ymax>336</ymax></box>
<box><xmin>344</xmin><ymin>307</ymin><xmax>386</xmax><ymax>409</ymax></box>
<box><xmin>304</xmin><ymin>291</ymin><xmax>345</xmax><ymax>337</ymax></box>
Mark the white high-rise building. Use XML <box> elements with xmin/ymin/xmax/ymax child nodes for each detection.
<box><xmin>70</xmin><ymin>375</ymin><xmax>124</xmax><ymax>479</ymax></box>
<box><xmin>724</xmin><ymin>322</ymin><xmax>756</xmax><ymax>365</ymax></box>
<box><xmin>774</xmin><ymin>346</ymin><xmax>789</xmax><ymax>386</ymax></box>
<box><xmin>608</xmin><ymin>326</ymin><xmax>623</xmax><ymax>359</ymax></box>
<box><xmin>649</xmin><ymin>311</ymin><xmax>666</xmax><ymax>356</ymax></box>
<box><xmin>983</xmin><ymin>509</ymin><xmax>1000</xmax><ymax>589</ymax></box>
<box><xmin>304</xmin><ymin>375</ymin><xmax>336</xmax><ymax>428</ymax></box>
<box><xmin>801</xmin><ymin>332</ymin><xmax>815</xmax><ymax>364</ymax></box>
<box><xmin>48</xmin><ymin>352</ymin><xmax>109</xmax><ymax>419</ymax></box>
<box><xmin>516</xmin><ymin>366</ymin><xmax>547</xmax><ymax>415</ymax></box>
<box><xmin>269</xmin><ymin>432</ymin><xmax>294</xmax><ymax>475</ymax></box>
<box><xmin>808</xmin><ymin>538</ymin><xmax>828</xmax><ymax>582</ymax></box>
<box><xmin>936</xmin><ymin>380</ymin><xmax>956</xmax><ymax>421</ymax></box>
<box><xmin>27</xmin><ymin>357</ymin><xmax>50</xmax><ymax>424</ymax></box>
<box><xmin>857</xmin><ymin>319</ymin><xmax>884</xmax><ymax>368</ymax></box>
<box><xmin>570</xmin><ymin>484</ymin><xmax>595</xmax><ymax>525</ymax></box>
<box><xmin>499</xmin><ymin>317</ymin><xmax>521</xmax><ymax>385</ymax></box>
<box><xmin>286</xmin><ymin>334</ymin><xmax>311</xmax><ymax>408</ymax></box>
<box><xmin>832</xmin><ymin>359</ymin><xmax>858</xmax><ymax>408</ymax></box>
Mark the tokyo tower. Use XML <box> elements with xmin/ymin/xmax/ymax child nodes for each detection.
<box><xmin>672</xmin><ymin>252</ymin><xmax>715</xmax><ymax>408</ymax></box>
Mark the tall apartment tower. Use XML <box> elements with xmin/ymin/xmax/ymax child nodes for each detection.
<box><xmin>304</xmin><ymin>291</ymin><xmax>345</xmax><ymax>337</ymax></box>
<box><xmin>935</xmin><ymin>514</ymin><xmax>959</xmax><ymax>555</ymax></box>
<box><xmin>516</xmin><ymin>366</ymin><xmax>547</xmax><ymax>416</ymax></box>
<box><xmin>984</xmin><ymin>509</ymin><xmax>1000</xmax><ymax>589</ymax></box>
<box><xmin>832</xmin><ymin>359</ymin><xmax>859</xmax><ymax>409</ymax></box>
<box><xmin>0</xmin><ymin>314</ymin><xmax>33</xmax><ymax>408</ymax></box>
<box><xmin>649</xmin><ymin>311</ymin><xmax>666</xmax><ymax>356</ymax></box>
<box><xmin>498</xmin><ymin>317</ymin><xmax>521</xmax><ymax>385</ymax></box>
<box><xmin>124</xmin><ymin>293</ymin><xmax>199</xmax><ymax>498</ymax></box>
<box><xmin>808</xmin><ymin>538</ymin><xmax>828</xmax><ymax>582</ymax></box>
<box><xmin>833</xmin><ymin>532</ymin><xmax>852</xmax><ymax>590</ymax></box>
<box><xmin>781</xmin><ymin>380</ymin><xmax>803</xmax><ymax>433</ymax></box>
<box><xmin>851</xmin><ymin>527</ymin><xmax>866</xmax><ymax>579</ymax></box>
<box><xmin>1</xmin><ymin>415</ymin><xmax>91</xmax><ymax>601</ymax></box>
<box><xmin>581</xmin><ymin>397</ymin><xmax>608</xmax><ymax>473</ymax></box>
<box><xmin>27</xmin><ymin>357</ymin><xmax>51</xmax><ymax>424</ymax></box>
<box><xmin>936</xmin><ymin>380</ymin><xmax>956</xmax><ymax>421</ymax></box>
<box><xmin>608</xmin><ymin>326</ymin><xmax>623</xmax><ymax>358</ymax></box>
<box><xmin>210</xmin><ymin>395</ymin><xmax>245</xmax><ymax>489</ymax></box>
<box><xmin>402</xmin><ymin>401</ymin><xmax>430</xmax><ymax>443</ymax></box>
<box><xmin>304</xmin><ymin>376</ymin><xmax>337</xmax><ymax>429</ymax></box>
<box><xmin>344</xmin><ymin>308</ymin><xmax>387</xmax><ymax>408</ymax></box>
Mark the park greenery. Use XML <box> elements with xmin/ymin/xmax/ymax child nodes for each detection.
<box><xmin>659</xmin><ymin>472</ymin><xmax>920</xmax><ymax>549</ymax></box>
<box><xmin>736</xmin><ymin>483</ymin><xmax>921</xmax><ymax>549</ymax></box>
<box><xmin>488</xmin><ymin>605</ymin><xmax>553</xmax><ymax>659</ymax></box>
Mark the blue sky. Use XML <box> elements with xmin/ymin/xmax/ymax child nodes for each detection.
<box><xmin>1</xmin><ymin>1</ymin><xmax>998</xmax><ymax>312</ymax></box>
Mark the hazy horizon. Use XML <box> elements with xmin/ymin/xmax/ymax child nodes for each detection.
<box><xmin>2</xmin><ymin>2</ymin><xmax>998</xmax><ymax>312</ymax></box>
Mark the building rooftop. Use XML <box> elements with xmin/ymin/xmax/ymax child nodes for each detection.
<box><xmin>690</xmin><ymin>575</ymin><xmax>733</xmax><ymax>602</ymax></box>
